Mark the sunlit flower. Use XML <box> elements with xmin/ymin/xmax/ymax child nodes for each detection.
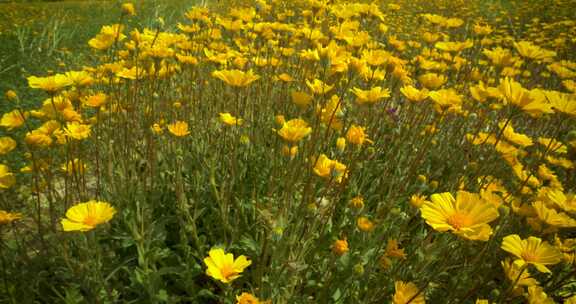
<box><xmin>501</xmin><ymin>234</ymin><xmax>563</xmax><ymax>273</ymax></box>
<box><xmin>0</xmin><ymin>165</ymin><xmax>16</xmax><ymax>189</ymax></box>
<box><xmin>27</xmin><ymin>74</ymin><xmax>73</xmax><ymax>93</ymax></box>
<box><xmin>420</xmin><ymin>191</ymin><xmax>499</xmax><ymax>241</ymax></box>
<box><xmin>357</xmin><ymin>216</ymin><xmax>375</xmax><ymax>232</ymax></box>
<box><xmin>236</xmin><ymin>292</ymin><xmax>261</xmax><ymax>304</ymax></box>
<box><xmin>64</xmin><ymin>122</ymin><xmax>92</xmax><ymax>140</ymax></box>
<box><xmin>0</xmin><ymin>210</ymin><xmax>21</xmax><ymax>225</ymax></box>
<box><xmin>276</xmin><ymin>118</ymin><xmax>312</xmax><ymax>142</ymax></box>
<box><xmin>212</xmin><ymin>69</ymin><xmax>260</xmax><ymax>87</ymax></box>
<box><xmin>0</xmin><ymin>110</ymin><xmax>27</xmax><ymax>130</ymax></box>
<box><xmin>0</xmin><ymin>137</ymin><xmax>17</xmax><ymax>155</ymax></box>
<box><xmin>346</xmin><ymin>124</ymin><xmax>373</xmax><ymax>146</ymax></box>
<box><xmin>306</xmin><ymin>79</ymin><xmax>334</xmax><ymax>95</ymax></box>
<box><xmin>167</xmin><ymin>121</ymin><xmax>190</xmax><ymax>137</ymax></box>
<box><xmin>121</xmin><ymin>3</ymin><xmax>136</xmax><ymax>16</ymax></box>
<box><xmin>204</xmin><ymin>248</ymin><xmax>251</xmax><ymax>283</ymax></box>
<box><xmin>351</xmin><ymin>86</ymin><xmax>391</xmax><ymax>105</ymax></box>
<box><xmin>393</xmin><ymin>281</ymin><xmax>425</xmax><ymax>304</ymax></box>
<box><xmin>61</xmin><ymin>200</ymin><xmax>116</xmax><ymax>232</ymax></box>
<box><xmin>219</xmin><ymin>113</ymin><xmax>244</xmax><ymax>126</ymax></box>
<box><xmin>332</xmin><ymin>239</ymin><xmax>349</xmax><ymax>256</ymax></box>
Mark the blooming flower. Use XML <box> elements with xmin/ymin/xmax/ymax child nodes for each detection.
<box><xmin>212</xmin><ymin>69</ymin><xmax>260</xmax><ymax>87</ymax></box>
<box><xmin>350</xmin><ymin>86</ymin><xmax>391</xmax><ymax>105</ymax></box>
<box><xmin>420</xmin><ymin>191</ymin><xmax>499</xmax><ymax>241</ymax></box>
<box><xmin>0</xmin><ymin>210</ymin><xmax>21</xmax><ymax>225</ymax></box>
<box><xmin>204</xmin><ymin>248</ymin><xmax>251</xmax><ymax>283</ymax></box>
<box><xmin>501</xmin><ymin>234</ymin><xmax>563</xmax><ymax>273</ymax></box>
<box><xmin>346</xmin><ymin>124</ymin><xmax>373</xmax><ymax>146</ymax></box>
<box><xmin>276</xmin><ymin>118</ymin><xmax>312</xmax><ymax>142</ymax></box>
<box><xmin>332</xmin><ymin>239</ymin><xmax>349</xmax><ymax>256</ymax></box>
<box><xmin>393</xmin><ymin>281</ymin><xmax>425</xmax><ymax>304</ymax></box>
<box><xmin>64</xmin><ymin>122</ymin><xmax>92</xmax><ymax>140</ymax></box>
<box><xmin>0</xmin><ymin>137</ymin><xmax>17</xmax><ymax>155</ymax></box>
<box><xmin>0</xmin><ymin>165</ymin><xmax>16</xmax><ymax>189</ymax></box>
<box><xmin>167</xmin><ymin>121</ymin><xmax>190</xmax><ymax>137</ymax></box>
<box><xmin>61</xmin><ymin>200</ymin><xmax>116</xmax><ymax>232</ymax></box>
<box><xmin>219</xmin><ymin>113</ymin><xmax>244</xmax><ymax>126</ymax></box>
<box><xmin>27</xmin><ymin>74</ymin><xmax>73</xmax><ymax>93</ymax></box>
<box><xmin>0</xmin><ymin>110</ymin><xmax>27</xmax><ymax>130</ymax></box>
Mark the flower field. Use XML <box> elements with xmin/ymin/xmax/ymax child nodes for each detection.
<box><xmin>0</xmin><ymin>0</ymin><xmax>575</xmax><ymax>303</ymax></box>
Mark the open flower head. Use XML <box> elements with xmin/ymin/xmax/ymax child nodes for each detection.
<box><xmin>204</xmin><ymin>248</ymin><xmax>251</xmax><ymax>283</ymax></box>
<box><xmin>276</xmin><ymin>118</ymin><xmax>312</xmax><ymax>142</ymax></box>
<box><xmin>0</xmin><ymin>210</ymin><xmax>21</xmax><ymax>225</ymax></box>
<box><xmin>212</xmin><ymin>69</ymin><xmax>260</xmax><ymax>87</ymax></box>
<box><xmin>61</xmin><ymin>200</ymin><xmax>116</xmax><ymax>232</ymax></box>
<box><xmin>167</xmin><ymin>121</ymin><xmax>190</xmax><ymax>137</ymax></box>
<box><xmin>0</xmin><ymin>165</ymin><xmax>16</xmax><ymax>189</ymax></box>
<box><xmin>501</xmin><ymin>234</ymin><xmax>563</xmax><ymax>273</ymax></box>
<box><xmin>393</xmin><ymin>281</ymin><xmax>425</xmax><ymax>304</ymax></box>
<box><xmin>420</xmin><ymin>191</ymin><xmax>499</xmax><ymax>241</ymax></box>
<box><xmin>28</xmin><ymin>74</ymin><xmax>73</xmax><ymax>93</ymax></box>
<box><xmin>219</xmin><ymin>112</ymin><xmax>244</xmax><ymax>126</ymax></box>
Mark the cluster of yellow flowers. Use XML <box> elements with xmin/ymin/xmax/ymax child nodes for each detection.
<box><xmin>1</xmin><ymin>0</ymin><xmax>576</xmax><ymax>302</ymax></box>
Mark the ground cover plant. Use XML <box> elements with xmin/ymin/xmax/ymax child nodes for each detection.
<box><xmin>0</xmin><ymin>0</ymin><xmax>575</xmax><ymax>303</ymax></box>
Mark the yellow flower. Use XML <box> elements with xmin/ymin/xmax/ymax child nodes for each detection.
<box><xmin>349</xmin><ymin>196</ymin><xmax>364</xmax><ymax>209</ymax></box>
<box><xmin>350</xmin><ymin>86</ymin><xmax>391</xmax><ymax>105</ymax></box>
<box><xmin>400</xmin><ymin>85</ymin><xmax>429</xmax><ymax>102</ymax></box>
<box><xmin>346</xmin><ymin>124</ymin><xmax>373</xmax><ymax>146</ymax></box>
<box><xmin>25</xmin><ymin>130</ymin><xmax>53</xmax><ymax>148</ymax></box>
<box><xmin>219</xmin><ymin>113</ymin><xmax>244</xmax><ymax>126</ymax></box>
<box><xmin>0</xmin><ymin>165</ymin><xmax>16</xmax><ymax>189</ymax></box>
<box><xmin>212</xmin><ymin>69</ymin><xmax>260</xmax><ymax>87</ymax></box>
<box><xmin>532</xmin><ymin>201</ymin><xmax>576</xmax><ymax>228</ymax></box>
<box><xmin>306</xmin><ymin>79</ymin><xmax>334</xmax><ymax>95</ymax></box>
<box><xmin>336</xmin><ymin>137</ymin><xmax>346</xmax><ymax>152</ymax></box>
<box><xmin>121</xmin><ymin>3</ymin><xmax>136</xmax><ymax>16</ymax></box>
<box><xmin>0</xmin><ymin>137</ymin><xmax>17</xmax><ymax>155</ymax></box>
<box><xmin>61</xmin><ymin>200</ymin><xmax>116</xmax><ymax>232</ymax></box>
<box><xmin>428</xmin><ymin>89</ymin><xmax>463</xmax><ymax>112</ymax></box>
<box><xmin>526</xmin><ymin>286</ymin><xmax>555</xmax><ymax>304</ymax></box>
<box><xmin>418</xmin><ymin>73</ymin><xmax>446</xmax><ymax>90</ymax></box>
<box><xmin>291</xmin><ymin>91</ymin><xmax>313</xmax><ymax>109</ymax></box>
<box><xmin>420</xmin><ymin>191</ymin><xmax>499</xmax><ymax>241</ymax></box>
<box><xmin>0</xmin><ymin>110</ymin><xmax>27</xmax><ymax>129</ymax></box>
<box><xmin>545</xmin><ymin>90</ymin><xmax>576</xmax><ymax>117</ymax></box>
<box><xmin>276</xmin><ymin>118</ymin><xmax>312</xmax><ymax>142</ymax></box>
<box><xmin>501</xmin><ymin>234</ymin><xmax>563</xmax><ymax>273</ymax></box>
<box><xmin>4</xmin><ymin>90</ymin><xmax>17</xmax><ymax>101</ymax></box>
<box><xmin>64</xmin><ymin>122</ymin><xmax>92</xmax><ymax>140</ymax></box>
<box><xmin>393</xmin><ymin>281</ymin><xmax>425</xmax><ymax>304</ymax></box>
<box><xmin>357</xmin><ymin>216</ymin><xmax>375</xmax><ymax>232</ymax></box>
<box><xmin>410</xmin><ymin>194</ymin><xmax>427</xmax><ymax>208</ymax></box>
<box><xmin>84</xmin><ymin>93</ymin><xmax>107</xmax><ymax>108</ymax></box>
<box><xmin>0</xmin><ymin>210</ymin><xmax>21</xmax><ymax>225</ymax></box>
<box><xmin>89</xmin><ymin>24</ymin><xmax>125</xmax><ymax>50</ymax></box>
<box><xmin>236</xmin><ymin>292</ymin><xmax>261</xmax><ymax>304</ymax></box>
<box><xmin>27</xmin><ymin>74</ymin><xmax>73</xmax><ymax>93</ymax></box>
<box><xmin>167</xmin><ymin>121</ymin><xmax>190</xmax><ymax>137</ymax></box>
<box><xmin>514</xmin><ymin>41</ymin><xmax>556</xmax><ymax>61</ymax></box>
<box><xmin>498</xmin><ymin>78</ymin><xmax>553</xmax><ymax>116</ymax></box>
<box><xmin>332</xmin><ymin>239</ymin><xmax>349</xmax><ymax>256</ymax></box>
<box><xmin>65</xmin><ymin>71</ymin><xmax>94</xmax><ymax>87</ymax></box>
<box><xmin>312</xmin><ymin>154</ymin><xmax>347</xmax><ymax>182</ymax></box>
<box><xmin>204</xmin><ymin>248</ymin><xmax>251</xmax><ymax>284</ymax></box>
<box><xmin>501</xmin><ymin>259</ymin><xmax>539</xmax><ymax>289</ymax></box>
<box><xmin>499</xmin><ymin>121</ymin><xmax>533</xmax><ymax>147</ymax></box>
<box><xmin>385</xmin><ymin>239</ymin><xmax>406</xmax><ymax>259</ymax></box>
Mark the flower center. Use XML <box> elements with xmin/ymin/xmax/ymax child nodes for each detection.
<box><xmin>446</xmin><ymin>213</ymin><xmax>471</xmax><ymax>230</ymax></box>
<box><xmin>521</xmin><ymin>252</ymin><xmax>537</xmax><ymax>262</ymax></box>
<box><xmin>83</xmin><ymin>215</ymin><xmax>97</xmax><ymax>226</ymax></box>
<box><xmin>220</xmin><ymin>263</ymin><xmax>236</xmax><ymax>280</ymax></box>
